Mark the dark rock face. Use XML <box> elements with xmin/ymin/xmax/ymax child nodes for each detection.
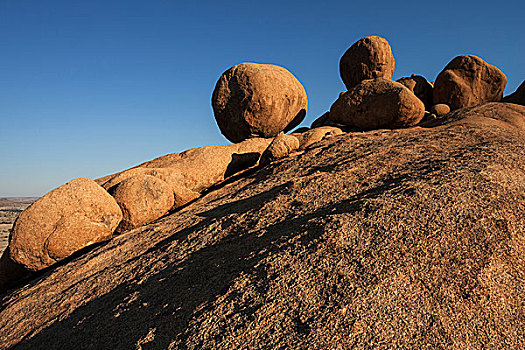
<box><xmin>212</xmin><ymin>63</ymin><xmax>308</xmax><ymax>143</ymax></box>
<box><xmin>397</xmin><ymin>74</ymin><xmax>434</xmax><ymax>110</ymax></box>
<box><xmin>433</xmin><ymin>55</ymin><xmax>507</xmax><ymax>110</ymax></box>
<box><xmin>340</xmin><ymin>35</ymin><xmax>395</xmax><ymax>90</ymax></box>
<box><xmin>503</xmin><ymin>80</ymin><xmax>525</xmax><ymax>106</ymax></box>
<box><xmin>1</xmin><ymin>104</ymin><xmax>525</xmax><ymax>349</ymax></box>
<box><xmin>329</xmin><ymin>78</ymin><xmax>425</xmax><ymax>129</ymax></box>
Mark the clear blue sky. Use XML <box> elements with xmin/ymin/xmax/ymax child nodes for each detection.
<box><xmin>1</xmin><ymin>0</ymin><xmax>524</xmax><ymax>197</ymax></box>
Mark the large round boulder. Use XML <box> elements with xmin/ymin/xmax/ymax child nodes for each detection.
<box><xmin>397</xmin><ymin>74</ymin><xmax>434</xmax><ymax>110</ymax></box>
<box><xmin>109</xmin><ymin>175</ymin><xmax>174</xmax><ymax>232</ymax></box>
<box><xmin>329</xmin><ymin>78</ymin><xmax>425</xmax><ymax>130</ymax></box>
<box><xmin>9</xmin><ymin>178</ymin><xmax>122</xmax><ymax>271</ymax></box>
<box><xmin>433</xmin><ymin>55</ymin><xmax>507</xmax><ymax>110</ymax></box>
<box><xmin>212</xmin><ymin>63</ymin><xmax>308</xmax><ymax>143</ymax></box>
<box><xmin>340</xmin><ymin>35</ymin><xmax>395</xmax><ymax>90</ymax></box>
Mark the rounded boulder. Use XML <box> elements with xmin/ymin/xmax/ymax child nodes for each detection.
<box><xmin>430</xmin><ymin>104</ymin><xmax>451</xmax><ymax>117</ymax></box>
<box><xmin>433</xmin><ymin>55</ymin><xmax>507</xmax><ymax>110</ymax></box>
<box><xmin>109</xmin><ymin>175</ymin><xmax>175</xmax><ymax>232</ymax></box>
<box><xmin>9</xmin><ymin>178</ymin><xmax>123</xmax><ymax>271</ymax></box>
<box><xmin>340</xmin><ymin>36</ymin><xmax>395</xmax><ymax>90</ymax></box>
<box><xmin>329</xmin><ymin>78</ymin><xmax>425</xmax><ymax>130</ymax></box>
<box><xmin>212</xmin><ymin>63</ymin><xmax>308</xmax><ymax>143</ymax></box>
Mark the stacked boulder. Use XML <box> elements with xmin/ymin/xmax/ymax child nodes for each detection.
<box><xmin>212</xmin><ymin>62</ymin><xmax>308</xmax><ymax>143</ymax></box>
<box><xmin>329</xmin><ymin>36</ymin><xmax>426</xmax><ymax>130</ymax></box>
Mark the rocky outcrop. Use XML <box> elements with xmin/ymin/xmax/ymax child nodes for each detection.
<box><xmin>433</xmin><ymin>55</ymin><xmax>507</xmax><ymax>110</ymax></box>
<box><xmin>110</xmin><ymin>175</ymin><xmax>174</xmax><ymax>232</ymax></box>
<box><xmin>212</xmin><ymin>63</ymin><xmax>308</xmax><ymax>143</ymax></box>
<box><xmin>1</xmin><ymin>103</ymin><xmax>524</xmax><ymax>349</ymax></box>
<box><xmin>98</xmin><ymin>137</ymin><xmax>272</xmax><ymax>196</ymax></box>
<box><xmin>340</xmin><ymin>35</ymin><xmax>395</xmax><ymax>90</ymax></box>
<box><xmin>329</xmin><ymin>78</ymin><xmax>425</xmax><ymax>129</ymax></box>
<box><xmin>503</xmin><ymin>80</ymin><xmax>525</xmax><ymax>106</ymax></box>
<box><xmin>8</xmin><ymin>178</ymin><xmax>122</xmax><ymax>271</ymax></box>
<box><xmin>397</xmin><ymin>74</ymin><xmax>433</xmax><ymax>109</ymax></box>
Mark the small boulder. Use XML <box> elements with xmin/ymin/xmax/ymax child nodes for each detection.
<box><xmin>329</xmin><ymin>78</ymin><xmax>425</xmax><ymax>130</ymax></box>
<box><xmin>433</xmin><ymin>55</ymin><xmax>507</xmax><ymax>110</ymax></box>
<box><xmin>260</xmin><ymin>134</ymin><xmax>300</xmax><ymax>165</ymax></box>
<box><xmin>502</xmin><ymin>80</ymin><xmax>525</xmax><ymax>106</ymax></box>
<box><xmin>397</xmin><ymin>74</ymin><xmax>434</xmax><ymax>110</ymax></box>
<box><xmin>9</xmin><ymin>178</ymin><xmax>122</xmax><ymax>271</ymax></box>
<box><xmin>299</xmin><ymin>127</ymin><xmax>344</xmax><ymax>150</ymax></box>
<box><xmin>430</xmin><ymin>104</ymin><xmax>451</xmax><ymax>117</ymax></box>
<box><xmin>212</xmin><ymin>63</ymin><xmax>308</xmax><ymax>143</ymax></box>
<box><xmin>340</xmin><ymin>36</ymin><xmax>395</xmax><ymax>90</ymax></box>
<box><xmin>109</xmin><ymin>175</ymin><xmax>174</xmax><ymax>232</ymax></box>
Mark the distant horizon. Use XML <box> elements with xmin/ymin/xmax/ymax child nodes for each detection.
<box><xmin>1</xmin><ymin>0</ymin><xmax>524</xmax><ymax>197</ymax></box>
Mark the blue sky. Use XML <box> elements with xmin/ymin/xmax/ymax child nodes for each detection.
<box><xmin>1</xmin><ymin>0</ymin><xmax>524</xmax><ymax>196</ymax></box>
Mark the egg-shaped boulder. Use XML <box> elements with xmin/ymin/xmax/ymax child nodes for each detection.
<box><xmin>340</xmin><ymin>35</ymin><xmax>395</xmax><ymax>90</ymax></box>
<box><xmin>212</xmin><ymin>63</ymin><xmax>308</xmax><ymax>143</ymax></box>
<box><xmin>9</xmin><ymin>178</ymin><xmax>122</xmax><ymax>271</ymax></box>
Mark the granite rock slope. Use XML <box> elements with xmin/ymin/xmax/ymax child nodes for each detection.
<box><xmin>1</xmin><ymin>103</ymin><xmax>524</xmax><ymax>349</ymax></box>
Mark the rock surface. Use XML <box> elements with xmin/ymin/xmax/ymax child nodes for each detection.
<box><xmin>503</xmin><ymin>80</ymin><xmax>525</xmax><ymax>106</ymax></box>
<box><xmin>97</xmin><ymin>137</ymin><xmax>272</xmax><ymax>196</ymax></box>
<box><xmin>1</xmin><ymin>104</ymin><xmax>524</xmax><ymax>349</ymax></box>
<box><xmin>433</xmin><ymin>55</ymin><xmax>507</xmax><ymax>110</ymax></box>
<box><xmin>430</xmin><ymin>103</ymin><xmax>451</xmax><ymax>116</ymax></box>
<box><xmin>212</xmin><ymin>63</ymin><xmax>308</xmax><ymax>143</ymax></box>
<box><xmin>260</xmin><ymin>134</ymin><xmax>300</xmax><ymax>165</ymax></box>
<box><xmin>397</xmin><ymin>74</ymin><xmax>434</xmax><ymax>109</ymax></box>
<box><xmin>340</xmin><ymin>36</ymin><xmax>395</xmax><ymax>90</ymax></box>
<box><xmin>329</xmin><ymin>78</ymin><xmax>425</xmax><ymax>129</ymax></box>
<box><xmin>298</xmin><ymin>126</ymin><xmax>343</xmax><ymax>150</ymax></box>
<box><xmin>110</xmin><ymin>175</ymin><xmax>174</xmax><ymax>232</ymax></box>
<box><xmin>8</xmin><ymin>178</ymin><xmax>122</xmax><ymax>271</ymax></box>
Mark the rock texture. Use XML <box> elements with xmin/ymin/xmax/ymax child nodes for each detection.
<box><xmin>8</xmin><ymin>178</ymin><xmax>122</xmax><ymax>271</ymax></box>
<box><xmin>110</xmin><ymin>175</ymin><xmax>174</xmax><ymax>232</ymax></box>
<box><xmin>431</xmin><ymin>103</ymin><xmax>451</xmax><ymax>117</ymax></box>
<box><xmin>98</xmin><ymin>137</ymin><xmax>272</xmax><ymax>197</ymax></box>
<box><xmin>397</xmin><ymin>74</ymin><xmax>434</xmax><ymax>109</ymax></box>
<box><xmin>329</xmin><ymin>78</ymin><xmax>425</xmax><ymax>129</ymax></box>
<box><xmin>298</xmin><ymin>126</ymin><xmax>343</xmax><ymax>150</ymax></box>
<box><xmin>340</xmin><ymin>36</ymin><xmax>395</xmax><ymax>90</ymax></box>
<box><xmin>212</xmin><ymin>63</ymin><xmax>308</xmax><ymax>143</ymax></box>
<box><xmin>503</xmin><ymin>80</ymin><xmax>525</xmax><ymax>106</ymax></box>
<box><xmin>433</xmin><ymin>55</ymin><xmax>507</xmax><ymax>110</ymax></box>
<box><xmin>1</xmin><ymin>103</ymin><xmax>524</xmax><ymax>349</ymax></box>
<box><xmin>260</xmin><ymin>134</ymin><xmax>300</xmax><ymax>165</ymax></box>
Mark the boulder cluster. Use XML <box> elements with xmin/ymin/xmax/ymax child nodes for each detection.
<box><xmin>1</xmin><ymin>35</ymin><xmax>524</xmax><ymax>292</ymax></box>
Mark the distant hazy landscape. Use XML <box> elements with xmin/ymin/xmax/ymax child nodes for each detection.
<box><xmin>0</xmin><ymin>198</ymin><xmax>37</xmax><ymax>255</ymax></box>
